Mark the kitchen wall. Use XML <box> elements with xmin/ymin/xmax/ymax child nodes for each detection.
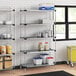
<box><xmin>0</xmin><ymin>0</ymin><xmax>76</xmax><ymax>66</ymax></box>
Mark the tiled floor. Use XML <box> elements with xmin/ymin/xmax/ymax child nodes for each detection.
<box><xmin>0</xmin><ymin>64</ymin><xmax>76</xmax><ymax>76</ymax></box>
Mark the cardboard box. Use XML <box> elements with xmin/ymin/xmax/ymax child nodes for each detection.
<box><xmin>5</xmin><ymin>61</ymin><xmax>12</xmax><ymax>69</ymax></box>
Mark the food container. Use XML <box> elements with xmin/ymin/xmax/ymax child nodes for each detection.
<box><xmin>5</xmin><ymin>61</ymin><xmax>12</xmax><ymax>69</ymax></box>
<box><xmin>4</xmin><ymin>56</ymin><xmax>12</xmax><ymax>61</ymax></box>
<box><xmin>33</xmin><ymin>57</ymin><xmax>43</xmax><ymax>65</ymax></box>
<box><xmin>2</xmin><ymin>34</ymin><xmax>7</xmax><ymax>39</ymax></box>
<box><xmin>6</xmin><ymin>45</ymin><xmax>12</xmax><ymax>54</ymax></box>
<box><xmin>6</xmin><ymin>34</ymin><xmax>11</xmax><ymax>39</ymax></box>
<box><xmin>42</xmin><ymin>32</ymin><xmax>49</xmax><ymax>38</ymax></box>
<box><xmin>46</xmin><ymin>57</ymin><xmax>54</xmax><ymax>65</ymax></box>
<box><xmin>40</xmin><ymin>53</ymin><xmax>49</xmax><ymax>64</ymax></box>
<box><xmin>0</xmin><ymin>34</ymin><xmax>5</xmax><ymax>39</ymax></box>
<box><xmin>37</xmin><ymin>32</ymin><xmax>41</xmax><ymax>37</ymax></box>
<box><xmin>44</xmin><ymin>42</ymin><xmax>49</xmax><ymax>51</ymax></box>
<box><xmin>0</xmin><ymin>45</ymin><xmax>6</xmax><ymax>54</ymax></box>
<box><xmin>0</xmin><ymin>57</ymin><xmax>2</xmax><ymax>61</ymax></box>
<box><xmin>0</xmin><ymin>62</ymin><xmax>3</xmax><ymax>70</ymax></box>
<box><xmin>38</xmin><ymin>42</ymin><xmax>44</xmax><ymax>51</ymax></box>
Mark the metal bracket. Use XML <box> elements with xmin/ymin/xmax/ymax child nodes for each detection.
<box><xmin>24</xmin><ymin>52</ymin><xmax>27</xmax><ymax>54</ymax></box>
<box><xmin>12</xmin><ymin>53</ymin><xmax>15</xmax><ymax>55</ymax></box>
<box><xmin>12</xmin><ymin>9</ymin><xmax>15</xmax><ymax>11</ymax></box>
<box><xmin>54</xmin><ymin>50</ymin><xmax>56</xmax><ymax>52</ymax></box>
<box><xmin>12</xmin><ymin>24</ymin><xmax>15</xmax><ymax>26</ymax></box>
<box><xmin>24</xmin><ymin>38</ymin><xmax>27</xmax><ymax>40</ymax></box>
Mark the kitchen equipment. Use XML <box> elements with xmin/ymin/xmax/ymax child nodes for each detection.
<box><xmin>46</xmin><ymin>57</ymin><xmax>54</xmax><ymax>65</ymax></box>
<box><xmin>40</xmin><ymin>53</ymin><xmax>49</xmax><ymax>64</ymax></box>
<box><xmin>33</xmin><ymin>57</ymin><xmax>43</xmax><ymax>65</ymax></box>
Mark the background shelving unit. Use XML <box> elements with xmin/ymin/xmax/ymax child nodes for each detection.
<box><xmin>0</xmin><ymin>8</ymin><xmax>15</xmax><ymax>71</ymax></box>
<box><xmin>19</xmin><ymin>9</ymin><xmax>56</xmax><ymax>68</ymax></box>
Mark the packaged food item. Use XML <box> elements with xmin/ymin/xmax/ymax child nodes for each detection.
<box><xmin>38</xmin><ymin>42</ymin><xmax>44</xmax><ymax>51</ymax></box>
<box><xmin>0</xmin><ymin>45</ymin><xmax>6</xmax><ymax>54</ymax></box>
<box><xmin>6</xmin><ymin>45</ymin><xmax>12</xmax><ymax>54</ymax></box>
<box><xmin>44</xmin><ymin>42</ymin><xmax>49</xmax><ymax>51</ymax></box>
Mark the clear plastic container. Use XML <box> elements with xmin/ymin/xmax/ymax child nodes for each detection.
<box><xmin>33</xmin><ymin>57</ymin><xmax>43</xmax><ymax>65</ymax></box>
<box><xmin>6</xmin><ymin>45</ymin><xmax>12</xmax><ymax>54</ymax></box>
<box><xmin>0</xmin><ymin>45</ymin><xmax>6</xmax><ymax>54</ymax></box>
<box><xmin>40</xmin><ymin>53</ymin><xmax>49</xmax><ymax>64</ymax></box>
<box><xmin>38</xmin><ymin>42</ymin><xmax>44</xmax><ymax>51</ymax></box>
<box><xmin>44</xmin><ymin>42</ymin><xmax>49</xmax><ymax>51</ymax></box>
<box><xmin>46</xmin><ymin>57</ymin><xmax>54</xmax><ymax>65</ymax></box>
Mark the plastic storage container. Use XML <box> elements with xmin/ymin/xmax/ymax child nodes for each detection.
<box><xmin>6</xmin><ymin>45</ymin><xmax>12</xmax><ymax>54</ymax></box>
<box><xmin>46</xmin><ymin>57</ymin><xmax>54</xmax><ymax>65</ymax></box>
<box><xmin>0</xmin><ymin>45</ymin><xmax>6</xmax><ymax>54</ymax></box>
<box><xmin>38</xmin><ymin>42</ymin><xmax>44</xmax><ymax>51</ymax></box>
<box><xmin>44</xmin><ymin>42</ymin><xmax>49</xmax><ymax>51</ymax></box>
<box><xmin>33</xmin><ymin>57</ymin><xmax>43</xmax><ymax>65</ymax></box>
<box><xmin>40</xmin><ymin>53</ymin><xmax>49</xmax><ymax>64</ymax></box>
